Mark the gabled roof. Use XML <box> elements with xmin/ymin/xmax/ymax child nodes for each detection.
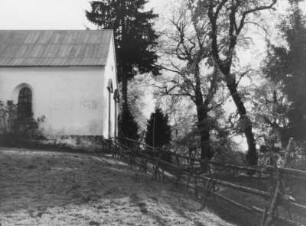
<box><xmin>0</xmin><ymin>30</ymin><xmax>113</xmax><ymax>67</ymax></box>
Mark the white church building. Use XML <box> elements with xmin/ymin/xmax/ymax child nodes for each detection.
<box><xmin>0</xmin><ymin>30</ymin><xmax>119</xmax><ymax>138</ymax></box>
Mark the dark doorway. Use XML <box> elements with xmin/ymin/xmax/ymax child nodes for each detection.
<box><xmin>17</xmin><ymin>87</ymin><xmax>32</xmax><ymax>120</ymax></box>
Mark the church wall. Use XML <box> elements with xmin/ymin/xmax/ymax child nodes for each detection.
<box><xmin>104</xmin><ymin>37</ymin><xmax>118</xmax><ymax>138</ymax></box>
<box><xmin>0</xmin><ymin>66</ymin><xmax>110</xmax><ymax>137</ymax></box>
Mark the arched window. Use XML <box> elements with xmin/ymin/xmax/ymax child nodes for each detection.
<box><xmin>17</xmin><ymin>87</ymin><xmax>32</xmax><ymax>119</ymax></box>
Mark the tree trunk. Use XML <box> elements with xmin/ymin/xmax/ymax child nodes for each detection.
<box><xmin>196</xmin><ymin>105</ymin><xmax>212</xmax><ymax>161</ymax></box>
<box><xmin>120</xmin><ymin>0</ymin><xmax>128</xmax><ymax>109</ymax></box>
<box><xmin>193</xmin><ymin>65</ymin><xmax>213</xmax><ymax>161</ymax></box>
<box><xmin>226</xmin><ymin>77</ymin><xmax>258</xmax><ymax>166</ymax></box>
<box><xmin>121</xmin><ymin>69</ymin><xmax>128</xmax><ymax>109</ymax></box>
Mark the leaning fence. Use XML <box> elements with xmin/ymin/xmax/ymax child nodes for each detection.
<box><xmin>107</xmin><ymin>137</ymin><xmax>306</xmax><ymax>226</ymax></box>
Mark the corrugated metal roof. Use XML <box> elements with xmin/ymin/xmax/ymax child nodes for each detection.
<box><xmin>0</xmin><ymin>30</ymin><xmax>113</xmax><ymax>67</ymax></box>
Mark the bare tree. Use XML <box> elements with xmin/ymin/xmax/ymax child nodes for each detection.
<box><xmin>190</xmin><ymin>0</ymin><xmax>278</xmax><ymax>165</ymax></box>
<box><xmin>158</xmin><ymin>4</ymin><xmax>225</xmax><ymax>161</ymax></box>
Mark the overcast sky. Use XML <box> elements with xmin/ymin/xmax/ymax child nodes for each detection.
<box><xmin>0</xmin><ymin>0</ymin><xmax>166</xmax><ymax>29</ymax></box>
<box><xmin>0</xmin><ymin>0</ymin><xmax>298</xmax><ymax>30</ymax></box>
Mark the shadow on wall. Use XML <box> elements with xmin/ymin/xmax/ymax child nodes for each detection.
<box><xmin>0</xmin><ymin>100</ymin><xmax>46</xmax><ymax>146</ymax></box>
<box><xmin>40</xmin><ymin>135</ymin><xmax>108</xmax><ymax>152</ymax></box>
<box><xmin>0</xmin><ymin>99</ymin><xmax>112</xmax><ymax>152</ymax></box>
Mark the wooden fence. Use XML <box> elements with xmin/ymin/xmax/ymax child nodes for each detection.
<box><xmin>107</xmin><ymin>137</ymin><xmax>306</xmax><ymax>226</ymax></box>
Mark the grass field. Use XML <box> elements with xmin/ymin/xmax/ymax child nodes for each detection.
<box><xmin>0</xmin><ymin>148</ymin><xmax>235</xmax><ymax>226</ymax></box>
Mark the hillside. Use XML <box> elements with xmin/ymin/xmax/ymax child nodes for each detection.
<box><xmin>0</xmin><ymin>148</ymin><xmax>234</xmax><ymax>226</ymax></box>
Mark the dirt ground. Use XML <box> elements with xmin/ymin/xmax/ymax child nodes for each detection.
<box><xmin>0</xmin><ymin>148</ymin><xmax>235</xmax><ymax>226</ymax></box>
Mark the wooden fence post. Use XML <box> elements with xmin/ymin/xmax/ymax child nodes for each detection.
<box><xmin>109</xmin><ymin>137</ymin><xmax>305</xmax><ymax>226</ymax></box>
<box><xmin>262</xmin><ymin>170</ymin><xmax>280</xmax><ymax>226</ymax></box>
<box><xmin>262</xmin><ymin>138</ymin><xmax>295</xmax><ymax>226</ymax></box>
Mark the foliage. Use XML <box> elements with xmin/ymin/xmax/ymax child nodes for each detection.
<box><xmin>127</xmin><ymin>75</ymin><xmax>154</xmax><ymax>132</ymax></box>
<box><xmin>118</xmin><ymin>105</ymin><xmax>139</xmax><ymax>143</ymax></box>
<box><xmin>158</xmin><ymin>95</ymin><xmax>197</xmax><ymax>141</ymax></box>
<box><xmin>174</xmin><ymin>123</ymin><xmax>245</xmax><ymax>166</ymax></box>
<box><xmin>86</xmin><ymin>0</ymin><xmax>160</xmax><ymax>104</ymax></box>
<box><xmin>187</xmin><ymin>0</ymin><xmax>278</xmax><ymax>166</ymax></box>
<box><xmin>174</xmin><ymin>127</ymin><xmax>201</xmax><ymax>158</ymax></box>
<box><xmin>286</xmin><ymin>141</ymin><xmax>306</xmax><ymax>170</ymax></box>
<box><xmin>86</xmin><ymin>0</ymin><xmax>159</xmax><ymax>75</ymax></box>
<box><xmin>16</xmin><ymin>116</ymin><xmax>46</xmax><ymax>139</ymax></box>
<box><xmin>248</xmin><ymin>81</ymin><xmax>291</xmax><ymax>146</ymax></box>
<box><xmin>264</xmin><ymin>2</ymin><xmax>306</xmax><ymax>142</ymax></box>
<box><xmin>212</xmin><ymin>143</ymin><xmax>246</xmax><ymax>166</ymax></box>
<box><xmin>0</xmin><ymin>101</ymin><xmax>45</xmax><ymax>146</ymax></box>
<box><xmin>156</xmin><ymin>2</ymin><xmax>227</xmax><ymax>160</ymax></box>
<box><xmin>86</xmin><ymin>0</ymin><xmax>160</xmax><ymax>141</ymax></box>
<box><xmin>0</xmin><ymin>101</ymin><xmax>17</xmax><ymax>134</ymax></box>
<box><xmin>145</xmin><ymin>107</ymin><xmax>171</xmax><ymax>148</ymax></box>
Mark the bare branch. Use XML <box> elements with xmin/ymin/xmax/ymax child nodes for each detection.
<box><xmin>208</xmin><ymin>0</ymin><xmax>227</xmax><ymax>72</ymax></box>
<box><xmin>171</xmin><ymin>61</ymin><xmax>184</xmax><ymax>73</ymax></box>
<box><xmin>208</xmin><ymin>100</ymin><xmax>226</xmax><ymax>112</ymax></box>
<box><xmin>159</xmin><ymin>65</ymin><xmax>182</xmax><ymax>74</ymax></box>
<box><xmin>171</xmin><ymin>17</ymin><xmax>195</xmax><ymax>62</ymax></box>
<box><xmin>204</xmin><ymin>69</ymin><xmax>219</xmax><ymax>107</ymax></box>
<box><xmin>214</xmin><ymin>0</ymin><xmax>229</xmax><ymax>21</ymax></box>
<box><xmin>244</xmin><ymin>21</ymin><xmax>269</xmax><ymax>35</ymax></box>
<box><xmin>236</xmin><ymin>69</ymin><xmax>252</xmax><ymax>86</ymax></box>
<box><xmin>237</xmin><ymin>0</ymin><xmax>277</xmax><ymax>34</ymax></box>
<box><xmin>159</xmin><ymin>83</ymin><xmax>196</xmax><ymax>103</ymax></box>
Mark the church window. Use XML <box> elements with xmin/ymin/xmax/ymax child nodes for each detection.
<box><xmin>17</xmin><ymin>87</ymin><xmax>32</xmax><ymax>119</ymax></box>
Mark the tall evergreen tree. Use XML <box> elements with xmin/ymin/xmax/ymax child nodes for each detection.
<box><xmin>264</xmin><ymin>0</ymin><xmax>306</xmax><ymax>142</ymax></box>
<box><xmin>145</xmin><ymin>108</ymin><xmax>171</xmax><ymax>148</ymax></box>
<box><xmin>86</xmin><ymin>0</ymin><xmax>160</xmax><ymax>107</ymax></box>
<box><xmin>118</xmin><ymin>105</ymin><xmax>139</xmax><ymax>145</ymax></box>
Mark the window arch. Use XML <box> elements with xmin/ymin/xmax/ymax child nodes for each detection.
<box><xmin>17</xmin><ymin>87</ymin><xmax>32</xmax><ymax>119</ymax></box>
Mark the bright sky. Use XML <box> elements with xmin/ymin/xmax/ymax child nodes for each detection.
<box><xmin>0</xmin><ymin>0</ymin><xmax>164</xmax><ymax>29</ymax></box>
<box><xmin>0</xmin><ymin>0</ymin><xmax>86</xmax><ymax>29</ymax></box>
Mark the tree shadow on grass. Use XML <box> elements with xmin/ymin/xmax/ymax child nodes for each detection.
<box><xmin>155</xmin><ymin>180</ymin><xmax>256</xmax><ymax>226</ymax></box>
<box><xmin>205</xmin><ymin>196</ymin><xmax>260</xmax><ymax>226</ymax></box>
<box><xmin>0</xmin><ymin>150</ymin><xmax>137</xmax><ymax>214</ymax></box>
<box><xmin>1</xmin><ymin>149</ymin><xmax>280</xmax><ymax>226</ymax></box>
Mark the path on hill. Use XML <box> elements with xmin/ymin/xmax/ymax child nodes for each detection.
<box><xmin>0</xmin><ymin>148</ymin><xmax>235</xmax><ymax>226</ymax></box>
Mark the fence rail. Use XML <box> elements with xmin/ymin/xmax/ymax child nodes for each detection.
<box><xmin>108</xmin><ymin>137</ymin><xmax>306</xmax><ymax>226</ymax></box>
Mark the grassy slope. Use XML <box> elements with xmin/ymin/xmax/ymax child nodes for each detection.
<box><xmin>0</xmin><ymin>148</ymin><xmax>235</xmax><ymax>226</ymax></box>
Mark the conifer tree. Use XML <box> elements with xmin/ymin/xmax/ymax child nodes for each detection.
<box><xmin>145</xmin><ymin>108</ymin><xmax>171</xmax><ymax>148</ymax></box>
<box><xmin>118</xmin><ymin>105</ymin><xmax>139</xmax><ymax>144</ymax></box>
<box><xmin>86</xmin><ymin>0</ymin><xmax>159</xmax><ymax>106</ymax></box>
<box><xmin>264</xmin><ymin>0</ymin><xmax>306</xmax><ymax>142</ymax></box>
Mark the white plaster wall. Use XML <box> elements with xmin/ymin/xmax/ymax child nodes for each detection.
<box><xmin>104</xmin><ymin>36</ymin><xmax>118</xmax><ymax>138</ymax></box>
<box><xmin>0</xmin><ymin>66</ymin><xmax>110</xmax><ymax>137</ymax></box>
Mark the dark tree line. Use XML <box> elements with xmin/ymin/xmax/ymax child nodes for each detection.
<box><xmin>265</xmin><ymin>0</ymin><xmax>306</xmax><ymax>143</ymax></box>
<box><xmin>145</xmin><ymin>107</ymin><xmax>171</xmax><ymax>148</ymax></box>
